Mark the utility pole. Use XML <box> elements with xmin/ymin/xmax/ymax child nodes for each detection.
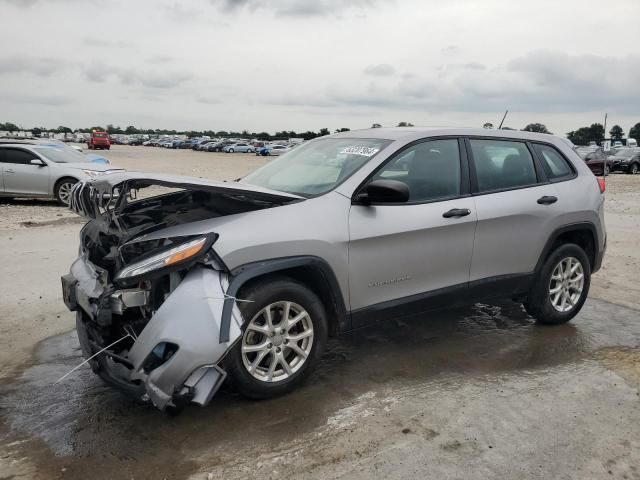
<box><xmin>603</xmin><ymin>113</ymin><xmax>608</xmax><ymax>177</ymax></box>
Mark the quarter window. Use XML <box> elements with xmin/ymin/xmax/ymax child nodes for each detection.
<box><xmin>0</xmin><ymin>148</ymin><xmax>40</xmax><ymax>165</ymax></box>
<box><xmin>532</xmin><ymin>144</ymin><xmax>573</xmax><ymax>180</ymax></box>
<box><xmin>469</xmin><ymin>139</ymin><xmax>537</xmax><ymax>192</ymax></box>
<box><xmin>373</xmin><ymin>139</ymin><xmax>461</xmax><ymax>202</ymax></box>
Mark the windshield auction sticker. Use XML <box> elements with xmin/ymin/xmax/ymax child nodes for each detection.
<box><xmin>340</xmin><ymin>146</ymin><xmax>380</xmax><ymax>157</ymax></box>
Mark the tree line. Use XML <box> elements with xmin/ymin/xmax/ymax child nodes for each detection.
<box><xmin>2</xmin><ymin>121</ymin><xmax>640</xmax><ymax>146</ymax></box>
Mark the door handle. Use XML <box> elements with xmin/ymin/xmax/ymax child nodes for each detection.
<box><xmin>443</xmin><ymin>208</ymin><xmax>471</xmax><ymax>218</ymax></box>
<box><xmin>4</xmin><ymin>168</ymin><xmax>15</xmax><ymax>173</ymax></box>
<box><xmin>537</xmin><ymin>195</ymin><xmax>558</xmax><ymax>205</ymax></box>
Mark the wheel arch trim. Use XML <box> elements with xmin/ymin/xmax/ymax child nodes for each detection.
<box><xmin>219</xmin><ymin>255</ymin><xmax>348</xmax><ymax>342</ymax></box>
<box><xmin>534</xmin><ymin>222</ymin><xmax>601</xmax><ymax>275</ymax></box>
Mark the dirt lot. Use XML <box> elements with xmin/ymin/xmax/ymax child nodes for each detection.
<box><xmin>1</xmin><ymin>145</ymin><xmax>639</xmax><ymax>479</ymax></box>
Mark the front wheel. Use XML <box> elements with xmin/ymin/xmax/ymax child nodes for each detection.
<box><xmin>524</xmin><ymin>243</ymin><xmax>591</xmax><ymax>325</ymax></box>
<box><xmin>629</xmin><ymin>163</ymin><xmax>639</xmax><ymax>175</ymax></box>
<box><xmin>54</xmin><ymin>178</ymin><xmax>78</xmax><ymax>206</ymax></box>
<box><xmin>228</xmin><ymin>149</ymin><xmax>234</xmax><ymax>153</ymax></box>
<box><xmin>225</xmin><ymin>277</ymin><xmax>328</xmax><ymax>399</ymax></box>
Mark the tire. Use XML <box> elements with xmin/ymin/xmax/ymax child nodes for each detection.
<box><xmin>229</xmin><ymin>148</ymin><xmax>234</xmax><ymax>153</ymax></box>
<box><xmin>629</xmin><ymin>163</ymin><xmax>639</xmax><ymax>175</ymax></box>
<box><xmin>604</xmin><ymin>165</ymin><xmax>610</xmax><ymax>175</ymax></box>
<box><xmin>224</xmin><ymin>277</ymin><xmax>328</xmax><ymax>399</ymax></box>
<box><xmin>524</xmin><ymin>243</ymin><xmax>591</xmax><ymax>325</ymax></box>
<box><xmin>54</xmin><ymin>177</ymin><xmax>78</xmax><ymax>206</ymax></box>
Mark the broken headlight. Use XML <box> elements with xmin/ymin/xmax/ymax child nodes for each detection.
<box><xmin>115</xmin><ymin>236</ymin><xmax>209</xmax><ymax>281</ymax></box>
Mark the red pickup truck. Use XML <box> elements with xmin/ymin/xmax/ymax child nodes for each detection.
<box><xmin>87</xmin><ymin>131</ymin><xmax>110</xmax><ymax>150</ymax></box>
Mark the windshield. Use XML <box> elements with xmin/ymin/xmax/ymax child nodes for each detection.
<box><xmin>241</xmin><ymin>137</ymin><xmax>390</xmax><ymax>196</ymax></box>
<box><xmin>575</xmin><ymin>146</ymin><xmax>599</xmax><ymax>159</ymax></box>
<box><xmin>33</xmin><ymin>146</ymin><xmax>88</xmax><ymax>163</ymax></box>
<box><xmin>615</xmin><ymin>148</ymin><xmax>636</xmax><ymax>157</ymax></box>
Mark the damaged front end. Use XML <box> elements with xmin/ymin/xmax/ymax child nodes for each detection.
<box><xmin>61</xmin><ymin>173</ymin><xmax>299</xmax><ymax>411</ymax></box>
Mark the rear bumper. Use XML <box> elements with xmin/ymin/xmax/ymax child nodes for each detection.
<box><xmin>62</xmin><ymin>256</ymin><xmax>243</xmax><ymax>411</ymax></box>
<box><xmin>593</xmin><ymin>234</ymin><xmax>606</xmax><ymax>273</ymax></box>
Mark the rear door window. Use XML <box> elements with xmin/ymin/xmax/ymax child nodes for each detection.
<box><xmin>532</xmin><ymin>144</ymin><xmax>574</xmax><ymax>181</ymax></box>
<box><xmin>469</xmin><ymin>139</ymin><xmax>538</xmax><ymax>192</ymax></box>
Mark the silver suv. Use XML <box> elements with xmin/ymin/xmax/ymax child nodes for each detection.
<box><xmin>61</xmin><ymin>128</ymin><xmax>606</xmax><ymax>412</ymax></box>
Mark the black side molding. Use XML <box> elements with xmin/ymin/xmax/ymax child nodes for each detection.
<box><xmin>219</xmin><ymin>255</ymin><xmax>348</xmax><ymax>342</ymax></box>
<box><xmin>534</xmin><ymin>222</ymin><xmax>601</xmax><ymax>274</ymax></box>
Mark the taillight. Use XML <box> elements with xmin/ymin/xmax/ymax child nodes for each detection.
<box><xmin>597</xmin><ymin>176</ymin><xmax>606</xmax><ymax>193</ymax></box>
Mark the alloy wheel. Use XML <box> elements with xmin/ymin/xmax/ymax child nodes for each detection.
<box><xmin>548</xmin><ymin>256</ymin><xmax>584</xmax><ymax>313</ymax></box>
<box><xmin>57</xmin><ymin>181</ymin><xmax>75</xmax><ymax>205</ymax></box>
<box><xmin>241</xmin><ymin>301</ymin><xmax>314</xmax><ymax>383</ymax></box>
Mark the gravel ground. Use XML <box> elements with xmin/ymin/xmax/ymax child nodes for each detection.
<box><xmin>0</xmin><ymin>145</ymin><xmax>639</xmax><ymax>480</ymax></box>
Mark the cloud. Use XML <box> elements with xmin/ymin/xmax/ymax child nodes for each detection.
<box><xmin>0</xmin><ymin>93</ymin><xmax>72</xmax><ymax>106</ymax></box>
<box><xmin>1</xmin><ymin>0</ymin><xmax>88</xmax><ymax>6</ymax></box>
<box><xmin>83</xmin><ymin>37</ymin><xmax>133</xmax><ymax>48</ymax></box>
<box><xmin>209</xmin><ymin>0</ymin><xmax>389</xmax><ymax>16</ymax></box>
<box><xmin>196</xmin><ymin>95</ymin><xmax>222</xmax><ymax>104</ymax></box>
<box><xmin>84</xmin><ymin>61</ymin><xmax>192</xmax><ymax>88</ymax></box>
<box><xmin>363</xmin><ymin>64</ymin><xmax>395</xmax><ymax>77</ymax></box>
<box><xmin>147</xmin><ymin>55</ymin><xmax>175</xmax><ymax>63</ymax></box>
<box><xmin>139</xmin><ymin>71</ymin><xmax>192</xmax><ymax>88</ymax></box>
<box><xmin>0</xmin><ymin>55</ymin><xmax>72</xmax><ymax>77</ymax></box>
<box><xmin>462</xmin><ymin>62</ymin><xmax>485</xmax><ymax>71</ymax></box>
<box><xmin>0</xmin><ymin>0</ymin><xmax>39</xmax><ymax>6</ymax></box>
<box><xmin>269</xmin><ymin>50</ymin><xmax>640</xmax><ymax>115</ymax></box>
<box><xmin>441</xmin><ymin>45</ymin><xmax>460</xmax><ymax>55</ymax></box>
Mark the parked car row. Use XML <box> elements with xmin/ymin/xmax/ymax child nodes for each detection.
<box><xmin>576</xmin><ymin>146</ymin><xmax>640</xmax><ymax>175</ymax></box>
<box><xmin>141</xmin><ymin>137</ymin><xmax>299</xmax><ymax>155</ymax></box>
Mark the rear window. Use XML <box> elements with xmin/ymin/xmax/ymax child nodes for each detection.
<box><xmin>469</xmin><ymin>139</ymin><xmax>538</xmax><ymax>192</ymax></box>
<box><xmin>532</xmin><ymin>144</ymin><xmax>574</xmax><ymax>181</ymax></box>
<box><xmin>94</xmin><ymin>133</ymin><xmax>107</xmax><ymax>138</ymax></box>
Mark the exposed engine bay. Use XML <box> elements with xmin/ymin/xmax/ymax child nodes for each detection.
<box><xmin>62</xmin><ymin>173</ymin><xmax>300</xmax><ymax>411</ymax></box>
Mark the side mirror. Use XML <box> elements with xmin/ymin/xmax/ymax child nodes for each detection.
<box><xmin>355</xmin><ymin>179</ymin><xmax>410</xmax><ymax>204</ymax></box>
<box><xmin>30</xmin><ymin>159</ymin><xmax>46</xmax><ymax>166</ymax></box>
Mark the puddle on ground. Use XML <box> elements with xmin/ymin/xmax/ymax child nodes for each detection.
<box><xmin>1</xmin><ymin>298</ymin><xmax>639</xmax><ymax>479</ymax></box>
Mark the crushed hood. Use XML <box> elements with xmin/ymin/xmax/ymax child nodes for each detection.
<box><xmin>70</xmin><ymin>173</ymin><xmax>303</xmax><ymax>274</ymax></box>
<box><xmin>70</xmin><ymin>172</ymin><xmax>302</xmax><ymax>221</ymax></box>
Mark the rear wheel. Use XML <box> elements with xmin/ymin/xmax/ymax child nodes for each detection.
<box><xmin>225</xmin><ymin>277</ymin><xmax>328</xmax><ymax>399</ymax></box>
<box><xmin>54</xmin><ymin>177</ymin><xmax>78</xmax><ymax>206</ymax></box>
<box><xmin>629</xmin><ymin>163</ymin><xmax>639</xmax><ymax>175</ymax></box>
<box><xmin>228</xmin><ymin>148</ymin><xmax>234</xmax><ymax>153</ymax></box>
<box><xmin>524</xmin><ymin>243</ymin><xmax>591</xmax><ymax>325</ymax></box>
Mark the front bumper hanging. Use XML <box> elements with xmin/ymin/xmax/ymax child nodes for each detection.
<box><xmin>62</xmin><ymin>256</ymin><xmax>244</xmax><ymax>411</ymax></box>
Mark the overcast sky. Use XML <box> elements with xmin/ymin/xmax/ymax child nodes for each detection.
<box><xmin>1</xmin><ymin>0</ymin><xmax>639</xmax><ymax>135</ymax></box>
